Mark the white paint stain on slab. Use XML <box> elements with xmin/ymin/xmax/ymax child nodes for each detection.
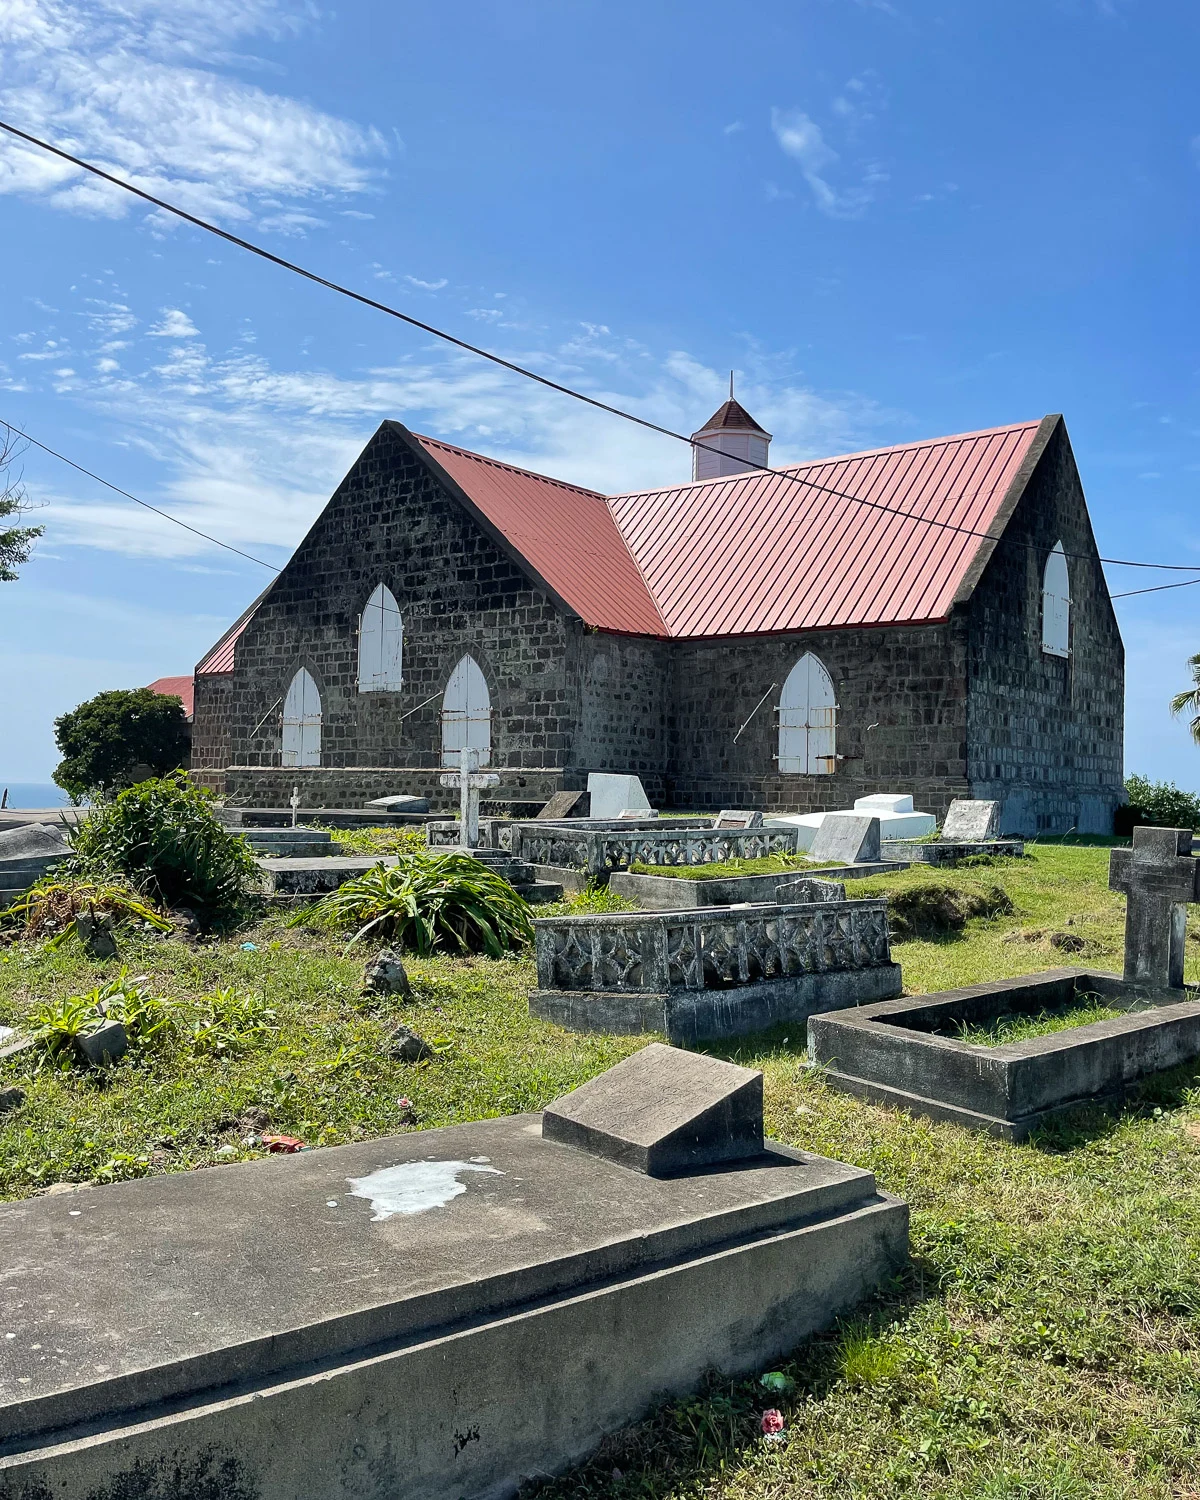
<box><xmin>346</xmin><ymin>1160</ymin><xmax>504</xmax><ymax>1222</ymax></box>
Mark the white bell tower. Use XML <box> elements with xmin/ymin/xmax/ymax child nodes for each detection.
<box><xmin>690</xmin><ymin>376</ymin><xmax>772</xmax><ymax>480</ymax></box>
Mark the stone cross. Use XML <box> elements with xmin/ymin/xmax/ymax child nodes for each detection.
<box><xmin>439</xmin><ymin>747</ymin><xmax>499</xmax><ymax>850</ymax></box>
<box><xmin>1109</xmin><ymin>827</ymin><xmax>1200</xmax><ymax>988</ymax></box>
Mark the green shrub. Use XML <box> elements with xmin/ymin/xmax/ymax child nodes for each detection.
<box><xmin>68</xmin><ymin>773</ymin><xmax>260</xmax><ymax>930</ymax></box>
<box><xmin>1118</xmin><ymin>775</ymin><xmax>1200</xmax><ymax>835</ymax></box>
<box><xmin>886</xmin><ymin>881</ymin><xmax>1012</xmax><ymax>940</ymax></box>
<box><xmin>291</xmin><ymin>851</ymin><xmax>534</xmax><ymax>955</ymax></box>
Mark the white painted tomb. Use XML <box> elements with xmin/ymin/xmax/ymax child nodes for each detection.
<box><xmin>587</xmin><ymin>772</ymin><xmax>654</xmax><ymax>820</ymax></box>
<box><xmin>766</xmin><ymin>793</ymin><xmax>936</xmax><ymax>851</ymax></box>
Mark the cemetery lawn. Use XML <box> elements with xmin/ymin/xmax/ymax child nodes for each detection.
<box><xmin>3</xmin><ymin>840</ymin><xmax>1200</xmax><ymax>1498</ymax></box>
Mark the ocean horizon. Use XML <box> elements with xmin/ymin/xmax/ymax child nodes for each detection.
<box><xmin>0</xmin><ymin>782</ymin><xmax>74</xmax><ymax>810</ymax></box>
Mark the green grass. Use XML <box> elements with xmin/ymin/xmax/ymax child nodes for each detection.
<box><xmin>3</xmin><ymin>841</ymin><xmax>1200</xmax><ymax>1498</ymax></box>
<box><xmin>953</xmin><ymin>995</ymin><xmax>1125</xmax><ymax>1047</ymax></box>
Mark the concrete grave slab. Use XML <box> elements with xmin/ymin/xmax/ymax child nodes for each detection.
<box><xmin>0</xmin><ymin>824</ymin><xmax>68</xmax><ymax>861</ymax></box>
<box><xmin>941</xmin><ymin>799</ymin><xmax>1001</xmax><ymax>842</ymax></box>
<box><xmin>0</xmin><ymin>1111</ymin><xmax>907</xmax><ymax>1500</ymax></box>
<box><xmin>608</xmin><ymin>870</ymin><xmax>844</xmax><ymax>910</ymax></box>
<box><xmin>363</xmin><ymin>794</ymin><xmax>431</xmax><ymax>813</ymax></box>
<box><xmin>588</xmin><ymin>772</ymin><xmax>653</xmax><ymax>819</ymax></box>
<box><xmin>809</xmin><ymin>969</ymin><xmax>1200</xmax><ymax>1138</ymax></box>
<box><xmin>542</xmin><ymin>1043</ymin><xmax>764</xmax><ymax>1174</ymax></box>
<box><xmin>808</xmin><ymin>813</ymin><xmax>882</xmax><ymax>866</ymax></box>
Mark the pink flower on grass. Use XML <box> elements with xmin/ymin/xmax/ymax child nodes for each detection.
<box><xmin>760</xmin><ymin>1409</ymin><xmax>785</xmax><ymax>1436</ymax></box>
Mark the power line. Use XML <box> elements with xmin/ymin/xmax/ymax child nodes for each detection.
<box><xmin>1104</xmin><ymin>573</ymin><xmax>1200</xmax><ymax>597</ymax></box>
<box><xmin>2</xmin><ymin>118</ymin><xmax>1198</xmax><ymax>586</ymax></box>
<box><xmin>3</xmin><ymin>421</ymin><xmax>282</xmax><ymax>572</ymax></box>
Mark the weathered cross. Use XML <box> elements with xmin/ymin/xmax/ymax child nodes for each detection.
<box><xmin>1109</xmin><ymin>826</ymin><xmax>1200</xmax><ymax>988</ymax></box>
<box><xmin>439</xmin><ymin>746</ymin><xmax>499</xmax><ymax>850</ymax></box>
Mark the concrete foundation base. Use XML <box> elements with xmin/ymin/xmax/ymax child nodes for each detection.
<box><xmin>0</xmin><ymin>1116</ymin><xmax>906</xmax><ymax>1500</ymax></box>
<box><xmin>532</xmin><ymin>964</ymin><xmax>905</xmax><ymax>1045</ymax></box>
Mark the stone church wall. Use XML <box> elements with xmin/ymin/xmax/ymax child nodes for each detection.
<box><xmin>664</xmin><ymin>623</ymin><xmax>971</xmax><ymax>815</ymax></box>
<box><xmin>964</xmin><ymin>422</ymin><xmax>1124</xmax><ymax>834</ymax></box>
<box><xmin>205</xmin><ymin>424</ymin><xmax>581</xmax><ymax>813</ymax></box>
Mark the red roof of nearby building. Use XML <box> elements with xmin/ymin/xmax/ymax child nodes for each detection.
<box><xmin>412</xmin><ymin>433</ymin><xmax>667</xmax><ymax>635</ymax></box>
<box><xmin>146</xmin><ymin>675</ymin><xmax>195</xmax><ymax>719</ymax></box>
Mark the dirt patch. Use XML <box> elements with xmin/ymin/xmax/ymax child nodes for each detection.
<box><xmin>887</xmin><ymin>882</ymin><xmax>1013</xmax><ymax>940</ymax></box>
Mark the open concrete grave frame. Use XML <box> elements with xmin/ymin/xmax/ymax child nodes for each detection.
<box><xmin>809</xmin><ymin>827</ymin><xmax>1200</xmax><ymax>1138</ymax></box>
<box><xmin>808</xmin><ymin>968</ymin><xmax>1200</xmax><ymax>1139</ymax></box>
<box><xmin>0</xmin><ymin>1045</ymin><xmax>907</xmax><ymax>1500</ymax></box>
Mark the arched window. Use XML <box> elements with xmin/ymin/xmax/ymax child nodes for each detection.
<box><xmin>779</xmin><ymin>653</ymin><xmax>836</xmax><ymax>774</ymax></box>
<box><xmin>357</xmin><ymin>583</ymin><xmax>403</xmax><ymax>691</ymax></box>
<box><xmin>1042</xmin><ymin>542</ymin><xmax>1070</xmax><ymax>658</ymax></box>
<box><xmin>441</xmin><ymin>654</ymin><xmax>491</xmax><ymax>767</ymax></box>
<box><xmin>282</xmin><ymin>668</ymin><xmax>322</xmax><ymax>767</ymax></box>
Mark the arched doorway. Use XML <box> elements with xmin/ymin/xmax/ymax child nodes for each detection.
<box><xmin>778</xmin><ymin>653</ymin><xmax>836</xmax><ymax>774</ymax></box>
<box><xmin>441</xmin><ymin>654</ymin><xmax>491</xmax><ymax>767</ymax></box>
<box><xmin>282</xmin><ymin>668</ymin><xmax>322</xmax><ymax>767</ymax></box>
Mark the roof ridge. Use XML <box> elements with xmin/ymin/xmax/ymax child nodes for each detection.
<box><xmin>609</xmin><ymin>417</ymin><xmax>1045</xmax><ymax>503</ymax></box>
<box><xmin>410</xmin><ymin>431</ymin><xmax>610</xmax><ymax>502</ymax></box>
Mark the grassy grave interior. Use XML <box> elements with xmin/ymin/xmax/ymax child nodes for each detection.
<box><xmin>2</xmin><ymin>839</ymin><xmax>1200</xmax><ymax>1498</ymax></box>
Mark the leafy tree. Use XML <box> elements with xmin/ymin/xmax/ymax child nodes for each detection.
<box><xmin>1119</xmin><ymin>774</ymin><xmax>1200</xmax><ymax>834</ymax></box>
<box><xmin>0</xmin><ymin>425</ymin><xmax>43</xmax><ymax>582</ymax></box>
<box><xmin>1169</xmin><ymin>653</ymin><xmax>1200</xmax><ymax>745</ymax></box>
<box><xmin>53</xmin><ymin>688</ymin><xmax>191</xmax><ymax>800</ymax></box>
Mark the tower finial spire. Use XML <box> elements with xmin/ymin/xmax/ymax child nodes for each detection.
<box><xmin>729</xmin><ymin>369</ymin><xmax>734</xmax><ymax>400</ymax></box>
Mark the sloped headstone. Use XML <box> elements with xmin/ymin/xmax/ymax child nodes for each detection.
<box><xmin>941</xmin><ymin>799</ymin><xmax>1000</xmax><ymax>842</ymax></box>
<box><xmin>542</xmin><ymin>1042</ymin><xmax>764</xmax><ymax>1175</ymax></box>
<box><xmin>714</xmin><ymin>809</ymin><xmax>763</xmax><ymax>829</ymax></box>
<box><xmin>587</xmin><ymin>773</ymin><xmax>652</xmax><ymax>820</ymax></box>
<box><xmin>0</xmin><ymin>823</ymin><xmax>69</xmax><ymax>862</ymax></box>
<box><xmin>808</xmin><ymin>812</ymin><xmax>881</xmax><ymax>865</ymax></box>
<box><xmin>537</xmin><ymin>790</ymin><xmax>591</xmax><ymax>821</ymax></box>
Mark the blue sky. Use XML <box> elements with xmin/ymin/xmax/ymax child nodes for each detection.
<box><xmin>1</xmin><ymin>0</ymin><xmax>1198</xmax><ymax>789</ymax></box>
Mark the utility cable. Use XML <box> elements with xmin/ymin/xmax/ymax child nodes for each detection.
<box><xmin>1</xmin><ymin>119</ymin><xmax>1197</xmax><ymax>583</ymax></box>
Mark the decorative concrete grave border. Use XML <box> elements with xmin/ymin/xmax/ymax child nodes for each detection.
<box><xmin>0</xmin><ymin>1047</ymin><xmax>907</xmax><ymax>1500</ymax></box>
<box><xmin>608</xmin><ymin>870</ymin><xmax>846</xmax><ymax>909</ymax></box>
<box><xmin>807</xmin><ymin>969</ymin><xmax>1200</xmax><ymax>1139</ymax></box>
<box><xmin>531</xmin><ymin>898</ymin><xmax>903</xmax><ymax>1044</ymax></box>
<box><xmin>880</xmin><ymin>838</ymin><xmax>1026</xmax><ymax>866</ymax></box>
<box><xmin>511</xmin><ymin>821</ymin><xmax>804</xmax><ymax>878</ymax></box>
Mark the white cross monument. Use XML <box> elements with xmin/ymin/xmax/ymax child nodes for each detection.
<box><xmin>440</xmin><ymin>746</ymin><xmax>500</xmax><ymax>850</ymax></box>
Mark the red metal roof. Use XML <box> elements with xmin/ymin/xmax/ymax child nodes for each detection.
<box><xmin>146</xmin><ymin>675</ymin><xmax>194</xmax><ymax>718</ymax></box>
<box><xmin>196</xmin><ymin>606</ymin><xmax>258</xmax><ymax>674</ymax></box>
<box><xmin>609</xmin><ymin>419</ymin><xmax>1043</xmax><ymax>636</ymax></box>
<box><xmin>412</xmin><ymin>434</ymin><xmax>666</xmax><ymax>635</ymax></box>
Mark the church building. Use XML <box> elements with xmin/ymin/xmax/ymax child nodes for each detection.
<box><xmin>190</xmin><ymin>402</ymin><xmax>1125</xmax><ymax>834</ymax></box>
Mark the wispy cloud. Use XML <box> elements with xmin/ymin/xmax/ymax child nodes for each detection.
<box><xmin>405</xmin><ymin>275</ymin><xmax>449</xmax><ymax>291</ymax></box>
<box><xmin>23</xmin><ymin>286</ymin><xmax>897</xmax><ymax>564</ymax></box>
<box><xmin>147</xmin><ymin>308</ymin><xmax>199</xmax><ymax>338</ymax></box>
<box><xmin>771</xmin><ymin>86</ymin><xmax>888</xmax><ymax>218</ymax></box>
<box><xmin>0</xmin><ymin>0</ymin><xmax>385</xmax><ymax>229</ymax></box>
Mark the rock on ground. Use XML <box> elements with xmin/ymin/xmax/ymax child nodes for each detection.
<box><xmin>387</xmin><ymin>1025</ymin><xmax>433</xmax><ymax>1063</ymax></box>
<box><xmin>362</xmin><ymin>949</ymin><xmax>412</xmax><ymax>999</ymax></box>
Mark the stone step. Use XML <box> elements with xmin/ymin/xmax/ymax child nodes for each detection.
<box><xmin>240</xmin><ymin>830</ymin><xmax>337</xmax><ymax>859</ymax></box>
<box><xmin>516</xmin><ymin>881</ymin><xmax>564</xmax><ymax>905</ymax></box>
